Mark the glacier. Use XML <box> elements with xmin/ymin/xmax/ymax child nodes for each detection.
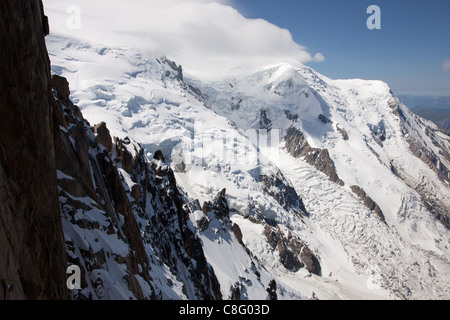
<box><xmin>46</xmin><ymin>34</ymin><xmax>450</xmax><ymax>300</ymax></box>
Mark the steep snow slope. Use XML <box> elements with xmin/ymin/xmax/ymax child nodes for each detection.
<box><xmin>47</xmin><ymin>35</ymin><xmax>450</xmax><ymax>299</ymax></box>
<box><xmin>189</xmin><ymin>63</ymin><xmax>450</xmax><ymax>299</ymax></box>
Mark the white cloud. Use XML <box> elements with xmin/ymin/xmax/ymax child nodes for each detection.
<box><xmin>313</xmin><ymin>52</ymin><xmax>325</xmax><ymax>63</ymax></box>
<box><xmin>44</xmin><ymin>0</ymin><xmax>324</xmax><ymax>80</ymax></box>
<box><xmin>443</xmin><ymin>59</ymin><xmax>450</xmax><ymax>72</ymax></box>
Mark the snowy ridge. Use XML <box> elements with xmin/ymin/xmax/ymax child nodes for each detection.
<box><xmin>47</xmin><ymin>35</ymin><xmax>450</xmax><ymax>300</ymax></box>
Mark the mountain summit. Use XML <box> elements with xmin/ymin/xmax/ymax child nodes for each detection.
<box><xmin>1</xmin><ymin>0</ymin><xmax>449</xmax><ymax>300</ymax></box>
<box><xmin>45</xmin><ymin>34</ymin><xmax>450</xmax><ymax>299</ymax></box>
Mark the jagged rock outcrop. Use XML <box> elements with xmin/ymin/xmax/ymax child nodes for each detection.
<box><xmin>0</xmin><ymin>0</ymin><xmax>68</xmax><ymax>299</ymax></box>
<box><xmin>53</xmin><ymin>76</ymin><xmax>222</xmax><ymax>299</ymax></box>
<box><xmin>159</xmin><ymin>56</ymin><xmax>183</xmax><ymax>81</ymax></box>
<box><xmin>232</xmin><ymin>223</ymin><xmax>244</xmax><ymax>245</ymax></box>
<box><xmin>187</xmin><ymin>84</ymin><xmax>210</xmax><ymax>108</ymax></box>
<box><xmin>350</xmin><ymin>185</ymin><xmax>386</xmax><ymax>224</ymax></box>
<box><xmin>94</xmin><ymin>122</ymin><xmax>113</xmax><ymax>152</ymax></box>
<box><xmin>284</xmin><ymin>110</ymin><xmax>299</xmax><ymax>122</ymax></box>
<box><xmin>368</xmin><ymin>120</ymin><xmax>386</xmax><ymax>147</ymax></box>
<box><xmin>318</xmin><ymin>114</ymin><xmax>331</xmax><ymax>124</ymax></box>
<box><xmin>266</xmin><ymin>280</ymin><xmax>278</xmax><ymax>300</ymax></box>
<box><xmin>202</xmin><ymin>189</ymin><xmax>230</xmax><ymax>221</ymax></box>
<box><xmin>260</xmin><ymin>109</ymin><xmax>272</xmax><ymax>131</ymax></box>
<box><xmin>231</xmin><ymin>97</ymin><xmax>242</xmax><ymax>111</ymax></box>
<box><xmin>261</xmin><ymin>169</ymin><xmax>308</xmax><ymax>217</ymax></box>
<box><xmin>336</xmin><ymin>124</ymin><xmax>349</xmax><ymax>140</ymax></box>
<box><xmin>285</xmin><ymin>126</ymin><xmax>344</xmax><ymax>186</ymax></box>
<box><xmin>197</xmin><ymin>188</ymin><xmax>286</xmax><ymax>299</ymax></box>
<box><xmin>262</xmin><ymin>223</ymin><xmax>321</xmax><ymax>275</ymax></box>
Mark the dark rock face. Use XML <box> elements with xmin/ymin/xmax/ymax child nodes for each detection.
<box><xmin>284</xmin><ymin>110</ymin><xmax>299</xmax><ymax>122</ymax></box>
<box><xmin>0</xmin><ymin>0</ymin><xmax>68</xmax><ymax>299</ymax></box>
<box><xmin>264</xmin><ymin>225</ymin><xmax>302</xmax><ymax>272</ymax></box>
<box><xmin>232</xmin><ymin>223</ymin><xmax>244</xmax><ymax>245</ymax></box>
<box><xmin>336</xmin><ymin>125</ymin><xmax>349</xmax><ymax>141</ymax></box>
<box><xmin>230</xmin><ymin>282</ymin><xmax>243</xmax><ymax>300</ymax></box>
<box><xmin>350</xmin><ymin>186</ymin><xmax>386</xmax><ymax>224</ymax></box>
<box><xmin>231</xmin><ymin>97</ymin><xmax>242</xmax><ymax>111</ymax></box>
<box><xmin>263</xmin><ymin>224</ymin><xmax>321</xmax><ymax>275</ymax></box>
<box><xmin>202</xmin><ymin>188</ymin><xmax>230</xmax><ymax>221</ymax></box>
<box><xmin>266</xmin><ymin>280</ymin><xmax>278</xmax><ymax>300</ymax></box>
<box><xmin>318</xmin><ymin>114</ymin><xmax>331</xmax><ymax>124</ymax></box>
<box><xmin>115</xmin><ymin>138</ymin><xmax>135</xmax><ymax>174</ymax></box>
<box><xmin>260</xmin><ymin>109</ymin><xmax>272</xmax><ymax>131</ymax></box>
<box><xmin>94</xmin><ymin>122</ymin><xmax>113</xmax><ymax>152</ymax></box>
<box><xmin>285</xmin><ymin>126</ymin><xmax>344</xmax><ymax>186</ymax></box>
<box><xmin>261</xmin><ymin>170</ymin><xmax>308</xmax><ymax>217</ymax></box>
<box><xmin>188</xmin><ymin>84</ymin><xmax>209</xmax><ymax>108</ymax></box>
<box><xmin>313</xmin><ymin>149</ymin><xmax>344</xmax><ymax>186</ymax></box>
<box><xmin>160</xmin><ymin>56</ymin><xmax>183</xmax><ymax>81</ymax></box>
<box><xmin>299</xmin><ymin>247</ymin><xmax>322</xmax><ymax>276</ymax></box>
<box><xmin>153</xmin><ymin>150</ymin><xmax>166</xmax><ymax>163</ymax></box>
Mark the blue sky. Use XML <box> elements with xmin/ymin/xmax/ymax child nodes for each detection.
<box><xmin>232</xmin><ymin>0</ymin><xmax>450</xmax><ymax>96</ymax></box>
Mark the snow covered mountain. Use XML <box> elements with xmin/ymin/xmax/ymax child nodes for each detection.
<box><xmin>45</xmin><ymin>33</ymin><xmax>450</xmax><ymax>300</ymax></box>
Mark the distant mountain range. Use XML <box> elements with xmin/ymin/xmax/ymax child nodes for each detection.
<box><xmin>398</xmin><ymin>95</ymin><xmax>450</xmax><ymax>131</ymax></box>
<box><xmin>398</xmin><ymin>95</ymin><xmax>450</xmax><ymax>111</ymax></box>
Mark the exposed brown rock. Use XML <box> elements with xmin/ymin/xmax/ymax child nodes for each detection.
<box><xmin>94</xmin><ymin>122</ymin><xmax>113</xmax><ymax>152</ymax></box>
<box><xmin>115</xmin><ymin>139</ymin><xmax>134</xmax><ymax>174</ymax></box>
<box><xmin>232</xmin><ymin>223</ymin><xmax>244</xmax><ymax>245</ymax></box>
<box><xmin>300</xmin><ymin>246</ymin><xmax>322</xmax><ymax>276</ymax></box>
<box><xmin>318</xmin><ymin>114</ymin><xmax>331</xmax><ymax>124</ymax></box>
<box><xmin>51</xmin><ymin>74</ymin><xmax>84</xmax><ymax>122</ymax></box>
<box><xmin>131</xmin><ymin>184</ymin><xmax>141</xmax><ymax>201</ymax></box>
<box><xmin>52</xmin><ymin>74</ymin><xmax>71</xmax><ymax>104</ymax></box>
<box><xmin>263</xmin><ymin>223</ymin><xmax>321</xmax><ymax>275</ymax></box>
<box><xmin>336</xmin><ymin>124</ymin><xmax>349</xmax><ymax>141</ymax></box>
<box><xmin>0</xmin><ymin>0</ymin><xmax>68</xmax><ymax>299</ymax></box>
<box><xmin>264</xmin><ymin>225</ymin><xmax>303</xmax><ymax>272</ymax></box>
<box><xmin>350</xmin><ymin>185</ymin><xmax>386</xmax><ymax>224</ymax></box>
<box><xmin>285</xmin><ymin>126</ymin><xmax>344</xmax><ymax>186</ymax></box>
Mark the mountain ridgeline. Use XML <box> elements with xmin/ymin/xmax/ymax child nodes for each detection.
<box><xmin>1</xmin><ymin>0</ymin><xmax>450</xmax><ymax>300</ymax></box>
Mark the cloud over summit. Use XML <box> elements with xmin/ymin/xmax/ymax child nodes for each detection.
<box><xmin>45</xmin><ymin>0</ymin><xmax>324</xmax><ymax>80</ymax></box>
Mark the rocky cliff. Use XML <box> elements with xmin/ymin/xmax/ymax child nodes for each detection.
<box><xmin>52</xmin><ymin>75</ymin><xmax>222</xmax><ymax>299</ymax></box>
<box><xmin>0</xmin><ymin>0</ymin><xmax>67</xmax><ymax>299</ymax></box>
<box><xmin>285</xmin><ymin>126</ymin><xmax>345</xmax><ymax>186</ymax></box>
